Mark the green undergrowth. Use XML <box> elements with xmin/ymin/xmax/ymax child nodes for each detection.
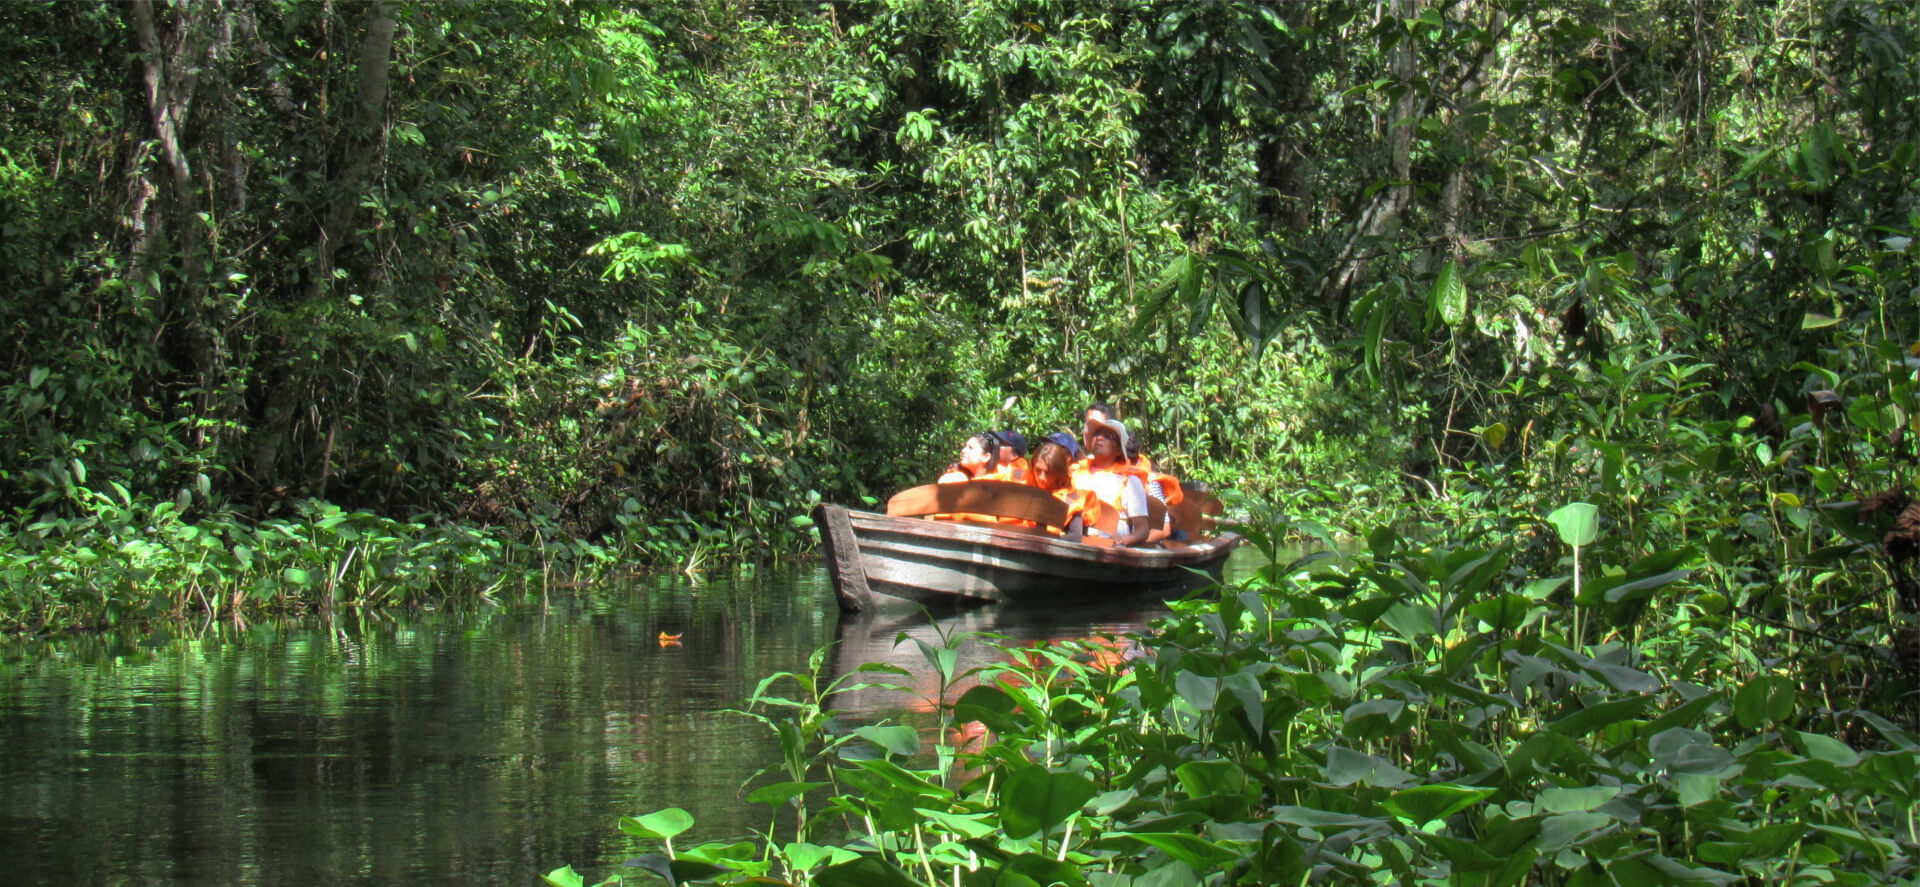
<box><xmin>0</xmin><ymin>492</ymin><xmax>798</xmax><ymax>637</ymax></box>
<box><xmin>552</xmin><ymin>502</ymin><xmax>1920</xmax><ymax>886</ymax></box>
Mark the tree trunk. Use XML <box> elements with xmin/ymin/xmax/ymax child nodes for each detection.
<box><xmin>1322</xmin><ymin>0</ymin><xmax>1419</xmax><ymax>309</ymax></box>
<box><xmin>308</xmin><ymin>0</ymin><xmax>397</xmax><ymax>302</ymax></box>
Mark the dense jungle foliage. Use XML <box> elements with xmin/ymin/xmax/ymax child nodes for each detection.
<box><xmin>0</xmin><ymin>0</ymin><xmax>1916</xmax><ymax>668</ymax></box>
<box><xmin>2</xmin><ymin>0</ymin><xmax>1918</xmax><ymax>882</ymax></box>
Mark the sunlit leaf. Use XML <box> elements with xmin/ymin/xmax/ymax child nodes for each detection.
<box><xmin>619</xmin><ymin>807</ymin><xmax>694</xmax><ymax>840</ymax></box>
<box><xmin>999</xmin><ymin>766</ymin><xmax>1097</xmax><ymax>838</ymax></box>
<box><xmin>1381</xmin><ymin>784</ymin><xmax>1495</xmax><ymax>824</ymax></box>
<box><xmin>1548</xmin><ymin>502</ymin><xmax>1599</xmax><ymax>547</ymax></box>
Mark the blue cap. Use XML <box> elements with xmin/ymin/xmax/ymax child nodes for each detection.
<box><xmin>993</xmin><ymin>430</ymin><xmax>1028</xmax><ymax>457</ymax></box>
<box><xmin>1045</xmin><ymin>431</ymin><xmax>1082</xmax><ymax>460</ymax></box>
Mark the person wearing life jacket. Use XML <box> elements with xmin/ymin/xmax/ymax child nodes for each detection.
<box><xmin>1073</xmin><ymin>416</ymin><xmax>1151</xmax><ymax>547</ymax></box>
<box><xmin>977</xmin><ymin>431</ymin><xmax>1029</xmax><ymax>483</ymax></box>
<box><xmin>938</xmin><ymin>432</ymin><xmax>999</xmax><ymax>484</ymax></box>
<box><xmin>1027</xmin><ymin>440</ymin><xmax>1091</xmax><ymax>541</ymax></box>
<box><xmin>935</xmin><ymin>431</ymin><xmax>1034</xmax><ymax>526</ymax></box>
<box><xmin>1044</xmin><ymin>430</ymin><xmax>1083</xmax><ymax>461</ymax></box>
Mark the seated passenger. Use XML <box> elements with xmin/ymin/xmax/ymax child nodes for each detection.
<box><xmin>1045</xmin><ymin>430</ymin><xmax>1083</xmax><ymax>461</ymax></box>
<box><xmin>1027</xmin><ymin>441</ymin><xmax>1089</xmax><ymax>542</ymax></box>
<box><xmin>979</xmin><ymin>431</ymin><xmax>1029</xmax><ymax>483</ymax></box>
<box><xmin>938</xmin><ymin>432</ymin><xmax>999</xmax><ymax>484</ymax></box>
<box><xmin>1073</xmin><ymin>417</ymin><xmax>1151</xmax><ymax>547</ymax></box>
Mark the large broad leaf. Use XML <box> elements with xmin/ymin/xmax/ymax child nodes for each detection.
<box><xmin>1173</xmin><ymin>760</ymin><xmax>1252</xmax><ymax>799</ymax></box>
<box><xmin>814</xmin><ymin>856</ymin><xmax>927</xmax><ymax>887</ymax></box>
<box><xmin>1341</xmin><ymin>697</ymin><xmax>1410</xmax><ymax>741</ymax></box>
<box><xmin>1173</xmin><ymin>670</ymin><xmax>1219</xmax><ymax>712</ymax></box>
<box><xmin>1533</xmin><ymin>811</ymin><xmax>1615</xmax><ymax>852</ymax></box>
<box><xmin>1794</xmin><ymin>731</ymin><xmax>1861</xmax><ymax>767</ymax></box>
<box><xmin>1119</xmin><ymin>833</ymin><xmax>1238</xmax><ymax>870</ymax></box>
<box><xmin>1548</xmin><ymin>503</ymin><xmax>1599</xmax><ymax>548</ymax></box>
<box><xmin>1535</xmin><ymin>786</ymin><xmax>1619</xmax><ymax>814</ymax></box>
<box><xmin>622</xmin><ymin>853</ymin><xmax>733</xmax><ymax>885</ymax></box>
<box><xmin>1465</xmin><ymin>594</ymin><xmax>1536</xmax><ymax>633</ymax></box>
<box><xmin>1733</xmin><ymin>676</ymin><xmax>1795</xmax><ymax>729</ymax></box>
<box><xmin>619</xmin><ymin>807</ymin><xmax>694</xmax><ymax>841</ymax></box>
<box><xmin>782</xmin><ymin>843</ymin><xmax>860</xmax><ymax>874</ymax></box>
<box><xmin>850</xmin><ymin>724</ymin><xmax>920</xmax><ymax>759</ymax></box>
<box><xmin>1324</xmin><ymin>746</ymin><xmax>1415</xmax><ymax>788</ymax></box>
<box><xmin>952</xmin><ymin>684</ymin><xmax>1020</xmax><ymax>734</ymax></box>
<box><xmin>1428</xmin><ymin>260</ymin><xmax>1468</xmax><ymax>329</ymax></box>
<box><xmin>745</xmin><ymin>781</ymin><xmax>823</xmax><ymax>808</ymax></box>
<box><xmin>1380</xmin><ymin>784</ymin><xmax>1496</xmax><ymax>824</ymax></box>
<box><xmin>1546</xmin><ymin>695</ymin><xmax>1653</xmax><ymax>738</ymax></box>
<box><xmin>999</xmin><ymin>766</ymin><xmax>1098</xmax><ymax>839</ymax></box>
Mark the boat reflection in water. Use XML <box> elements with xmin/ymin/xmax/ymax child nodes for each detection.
<box><xmin>824</xmin><ymin>594</ymin><xmax>1184</xmax><ymax>759</ymax></box>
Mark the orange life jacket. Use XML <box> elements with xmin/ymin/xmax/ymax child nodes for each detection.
<box><xmin>1145</xmin><ymin>469</ymin><xmax>1183</xmax><ymax>507</ymax></box>
<box><xmin>1044</xmin><ymin>487</ymin><xmax>1099</xmax><ymax>536</ymax></box>
<box><xmin>980</xmin><ymin>457</ymin><xmax>1028</xmax><ymax>484</ymax></box>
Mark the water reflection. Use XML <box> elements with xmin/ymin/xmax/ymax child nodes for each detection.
<box><xmin>0</xmin><ymin>555</ymin><xmax>1258</xmax><ymax>886</ymax></box>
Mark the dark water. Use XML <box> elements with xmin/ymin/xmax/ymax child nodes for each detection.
<box><xmin>0</xmin><ymin>556</ymin><xmax>1260</xmax><ymax>886</ymax></box>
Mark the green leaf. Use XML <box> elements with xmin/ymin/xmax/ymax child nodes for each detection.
<box><xmin>851</xmin><ymin>725</ymin><xmax>920</xmax><ymax>759</ymax></box>
<box><xmin>623</xmin><ymin>853</ymin><xmax>732</xmax><ymax>884</ymax></box>
<box><xmin>915</xmin><ymin>807</ymin><xmax>998</xmax><ymax>840</ymax></box>
<box><xmin>1465</xmin><ymin>594</ymin><xmax>1535</xmax><ymax>632</ymax></box>
<box><xmin>1795</xmin><ymin>731</ymin><xmax>1860</xmax><ymax>767</ymax></box>
<box><xmin>1534</xmin><ymin>811</ymin><xmax>1614</xmax><ymax>851</ymax></box>
<box><xmin>1429</xmin><ymin>261</ymin><xmax>1468</xmax><ymax>328</ymax></box>
<box><xmin>952</xmin><ymin>684</ymin><xmax>1020</xmax><ymax>733</ymax></box>
<box><xmin>1548</xmin><ymin>502</ymin><xmax>1599</xmax><ymax>547</ymax></box>
<box><xmin>814</xmin><ymin>856</ymin><xmax>926</xmax><ymax>887</ymax></box>
<box><xmin>1117</xmin><ymin>833</ymin><xmax>1239</xmax><ymax>870</ymax></box>
<box><xmin>745</xmin><ymin>781</ymin><xmax>821</xmax><ymax>807</ymax></box>
<box><xmin>619</xmin><ymin>807</ymin><xmax>694</xmax><ymax>840</ymax></box>
<box><xmin>1173</xmin><ymin>670</ymin><xmax>1219</xmax><ymax>711</ymax></box>
<box><xmin>1381</xmin><ymin>784</ymin><xmax>1495</xmax><ymax>824</ymax></box>
<box><xmin>999</xmin><ymin>766</ymin><xmax>1097</xmax><ymax>839</ymax></box>
<box><xmin>1173</xmin><ymin>760</ymin><xmax>1250</xmax><ymax>799</ymax></box>
<box><xmin>1546</xmin><ymin>695</ymin><xmax>1652</xmax><ymax>738</ymax></box>
<box><xmin>1480</xmin><ymin>421</ymin><xmax>1507</xmax><ymax>449</ymax></box>
<box><xmin>1536</xmin><ymin>785</ymin><xmax>1619</xmax><ymax>814</ymax></box>
<box><xmin>1324</xmin><ymin>746</ymin><xmax>1415</xmax><ymax>787</ymax></box>
<box><xmin>781</xmin><ymin>843</ymin><xmax>859</xmax><ymax>874</ymax></box>
<box><xmin>542</xmin><ymin>865</ymin><xmax>587</xmax><ymax>887</ymax></box>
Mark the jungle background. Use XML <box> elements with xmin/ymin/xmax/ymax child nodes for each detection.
<box><xmin>0</xmin><ymin>0</ymin><xmax>1916</xmax><ymax>633</ymax></box>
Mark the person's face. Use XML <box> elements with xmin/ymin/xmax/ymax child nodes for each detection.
<box><xmin>1088</xmin><ymin>428</ymin><xmax>1121</xmax><ymax>457</ymax></box>
<box><xmin>959</xmin><ymin>437</ymin><xmax>991</xmax><ymax>468</ymax></box>
<box><xmin>1083</xmin><ymin>409</ymin><xmax>1109</xmax><ymax>440</ymax></box>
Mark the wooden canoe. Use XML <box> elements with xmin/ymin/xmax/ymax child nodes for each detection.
<box><xmin>812</xmin><ymin>482</ymin><xmax>1243</xmax><ymax>612</ymax></box>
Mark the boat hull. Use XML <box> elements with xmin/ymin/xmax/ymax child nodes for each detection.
<box><xmin>813</xmin><ymin>503</ymin><xmax>1243</xmax><ymax>611</ymax></box>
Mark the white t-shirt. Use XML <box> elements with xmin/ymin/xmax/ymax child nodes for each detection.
<box><xmin>1083</xmin><ymin>471</ymin><xmax>1149</xmax><ymax>537</ymax></box>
